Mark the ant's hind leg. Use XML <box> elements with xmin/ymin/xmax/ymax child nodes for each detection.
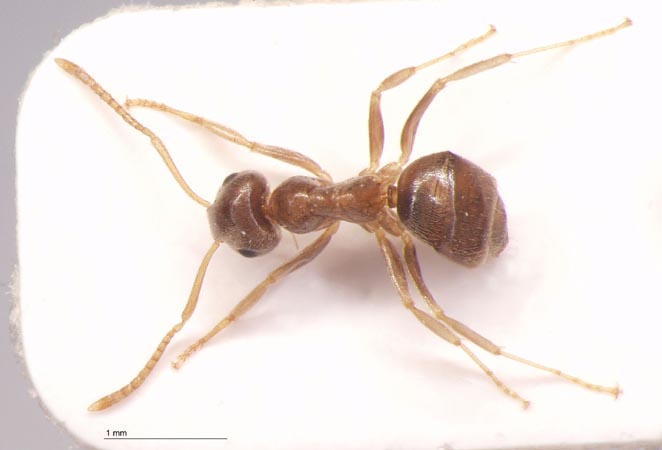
<box><xmin>400</xmin><ymin>232</ymin><xmax>620</xmax><ymax>399</ymax></box>
<box><xmin>367</xmin><ymin>25</ymin><xmax>496</xmax><ymax>172</ymax></box>
<box><xmin>125</xmin><ymin>98</ymin><xmax>332</xmax><ymax>182</ymax></box>
<box><xmin>172</xmin><ymin>222</ymin><xmax>339</xmax><ymax>369</ymax></box>
<box><xmin>399</xmin><ymin>18</ymin><xmax>631</xmax><ymax>168</ymax></box>
<box><xmin>373</xmin><ymin>227</ymin><xmax>531</xmax><ymax>409</ymax></box>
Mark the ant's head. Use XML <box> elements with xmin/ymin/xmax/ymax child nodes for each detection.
<box><xmin>207</xmin><ymin>171</ymin><xmax>281</xmax><ymax>257</ymax></box>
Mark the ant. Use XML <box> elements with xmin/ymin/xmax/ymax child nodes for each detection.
<box><xmin>55</xmin><ymin>17</ymin><xmax>631</xmax><ymax>412</ymax></box>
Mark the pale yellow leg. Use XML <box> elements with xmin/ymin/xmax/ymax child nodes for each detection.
<box><xmin>88</xmin><ymin>240</ymin><xmax>221</xmax><ymax>411</ymax></box>
<box><xmin>399</xmin><ymin>18</ymin><xmax>631</xmax><ymax>167</ymax></box>
<box><xmin>373</xmin><ymin>227</ymin><xmax>530</xmax><ymax>409</ymax></box>
<box><xmin>367</xmin><ymin>25</ymin><xmax>497</xmax><ymax>172</ymax></box>
<box><xmin>125</xmin><ymin>98</ymin><xmax>332</xmax><ymax>182</ymax></box>
<box><xmin>400</xmin><ymin>232</ymin><xmax>620</xmax><ymax>399</ymax></box>
<box><xmin>173</xmin><ymin>222</ymin><xmax>339</xmax><ymax>368</ymax></box>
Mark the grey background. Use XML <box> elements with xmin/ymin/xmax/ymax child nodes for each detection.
<box><xmin>1</xmin><ymin>3</ymin><xmax>230</xmax><ymax>449</ymax></box>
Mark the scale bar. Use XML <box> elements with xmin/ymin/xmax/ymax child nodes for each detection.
<box><xmin>104</xmin><ymin>437</ymin><xmax>228</xmax><ymax>440</ymax></box>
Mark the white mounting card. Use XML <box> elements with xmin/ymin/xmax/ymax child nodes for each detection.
<box><xmin>15</xmin><ymin>1</ymin><xmax>662</xmax><ymax>449</ymax></box>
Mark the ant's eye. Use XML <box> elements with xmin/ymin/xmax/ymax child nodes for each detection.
<box><xmin>223</xmin><ymin>172</ymin><xmax>239</xmax><ymax>186</ymax></box>
<box><xmin>238</xmin><ymin>249</ymin><xmax>259</xmax><ymax>258</ymax></box>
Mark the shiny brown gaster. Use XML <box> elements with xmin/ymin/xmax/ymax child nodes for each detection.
<box><xmin>55</xmin><ymin>17</ymin><xmax>630</xmax><ymax>412</ymax></box>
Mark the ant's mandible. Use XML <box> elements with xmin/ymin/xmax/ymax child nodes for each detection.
<box><xmin>55</xmin><ymin>17</ymin><xmax>631</xmax><ymax>412</ymax></box>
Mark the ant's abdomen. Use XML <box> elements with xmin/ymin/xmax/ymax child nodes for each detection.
<box><xmin>396</xmin><ymin>151</ymin><xmax>508</xmax><ymax>267</ymax></box>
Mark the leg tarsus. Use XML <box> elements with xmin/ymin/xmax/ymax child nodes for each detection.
<box><xmin>87</xmin><ymin>240</ymin><xmax>221</xmax><ymax>411</ymax></box>
<box><xmin>500</xmin><ymin>351</ymin><xmax>621</xmax><ymax>398</ymax></box>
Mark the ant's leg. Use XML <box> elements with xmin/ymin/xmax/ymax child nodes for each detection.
<box><xmin>88</xmin><ymin>240</ymin><xmax>221</xmax><ymax>411</ymax></box>
<box><xmin>400</xmin><ymin>232</ymin><xmax>620</xmax><ymax>399</ymax></box>
<box><xmin>55</xmin><ymin>59</ymin><xmax>210</xmax><ymax>207</ymax></box>
<box><xmin>126</xmin><ymin>99</ymin><xmax>332</xmax><ymax>182</ymax></box>
<box><xmin>399</xmin><ymin>18</ymin><xmax>631</xmax><ymax>166</ymax></box>
<box><xmin>367</xmin><ymin>25</ymin><xmax>496</xmax><ymax>173</ymax></box>
<box><xmin>173</xmin><ymin>222</ymin><xmax>339</xmax><ymax>368</ymax></box>
<box><xmin>373</xmin><ymin>227</ymin><xmax>530</xmax><ymax>409</ymax></box>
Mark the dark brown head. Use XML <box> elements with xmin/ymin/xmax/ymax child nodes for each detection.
<box><xmin>207</xmin><ymin>171</ymin><xmax>281</xmax><ymax>257</ymax></box>
<box><xmin>396</xmin><ymin>151</ymin><xmax>508</xmax><ymax>267</ymax></box>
